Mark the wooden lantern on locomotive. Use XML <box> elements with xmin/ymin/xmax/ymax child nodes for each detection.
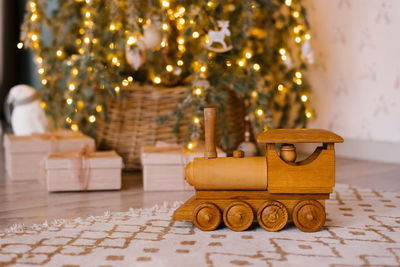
<box><xmin>173</xmin><ymin>107</ymin><xmax>343</xmax><ymax>232</ymax></box>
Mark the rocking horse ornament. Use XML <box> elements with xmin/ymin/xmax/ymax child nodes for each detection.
<box><xmin>202</xmin><ymin>20</ymin><xmax>233</xmax><ymax>53</ymax></box>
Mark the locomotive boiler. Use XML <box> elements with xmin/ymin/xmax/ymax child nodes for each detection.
<box><xmin>173</xmin><ymin>107</ymin><xmax>343</xmax><ymax>232</ymax></box>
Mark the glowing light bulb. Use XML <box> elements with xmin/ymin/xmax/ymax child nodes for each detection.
<box><xmin>295</xmin><ymin>37</ymin><xmax>301</xmax><ymax>43</ymax></box>
<box><xmin>187</xmin><ymin>142</ymin><xmax>195</xmax><ymax>150</ymax></box>
<box><xmin>301</xmin><ymin>95</ymin><xmax>308</xmax><ymax>102</ymax></box>
<box><xmin>296</xmin><ymin>79</ymin><xmax>302</xmax><ymax>85</ymax></box>
<box><xmin>279</xmin><ymin>48</ymin><xmax>286</xmax><ymax>55</ymax></box>
<box><xmin>68</xmin><ymin>84</ymin><xmax>76</xmax><ymax>91</ymax></box>
<box><xmin>166</xmin><ymin>65</ymin><xmax>173</xmax><ymax>72</ymax></box>
<box><xmin>193</xmin><ymin>117</ymin><xmax>200</xmax><ymax>124</ymax></box>
<box><xmin>238</xmin><ymin>60</ymin><xmax>245</xmax><ymax>67</ymax></box>
<box><xmin>278</xmin><ymin>84</ymin><xmax>284</xmax><ymax>91</ymax></box>
<box><xmin>162</xmin><ymin>23</ymin><xmax>168</xmax><ymax>30</ymax></box>
<box><xmin>56</xmin><ymin>50</ymin><xmax>63</xmax><ymax>57</ymax></box>
<box><xmin>88</xmin><ymin>115</ymin><xmax>96</xmax><ymax>123</ymax></box>
<box><xmin>127</xmin><ymin>36</ymin><xmax>137</xmax><ymax>45</ymax></box>
<box><xmin>305</xmin><ymin>33</ymin><xmax>311</xmax><ymax>40</ymax></box>
<box><xmin>285</xmin><ymin>0</ymin><xmax>292</xmax><ymax>6</ymax></box>
<box><xmin>29</xmin><ymin>1</ymin><xmax>36</xmax><ymax>10</ymax></box>
<box><xmin>122</xmin><ymin>79</ymin><xmax>129</xmax><ymax>86</ymax></box>
<box><xmin>153</xmin><ymin>76</ymin><xmax>161</xmax><ymax>84</ymax></box>
<box><xmin>17</xmin><ymin>42</ymin><xmax>24</xmax><ymax>49</ymax></box>
<box><xmin>226</xmin><ymin>61</ymin><xmax>232</xmax><ymax>67</ymax></box>
<box><xmin>31</xmin><ymin>34</ymin><xmax>38</xmax><ymax>41</ymax></box>
<box><xmin>251</xmin><ymin>91</ymin><xmax>258</xmax><ymax>98</ymax></box>
<box><xmin>71</xmin><ymin>68</ymin><xmax>79</xmax><ymax>75</ymax></box>
<box><xmin>84</xmin><ymin>37</ymin><xmax>90</xmax><ymax>44</ymax></box>
<box><xmin>207</xmin><ymin>1</ymin><xmax>214</xmax><ymax>7</ymax></box>
<box><xmin>112</xmin><ymin>57</ymin><xmax>118</xmax><ymax>64</ymax></box>
<box><xmin>295</xmin><ymin>72</ymin><xmax>302</xmax><ymax>78</ymax></box>
<box><xmin>71</xmin><ymin>124</ymin><xmax>79</xmax><ymax>132</ymax></box>
<box><xmin>30</xmin><ymin>13</ymin><xmax>38</xmax><ymax>22</ymax></box>
<box><xmin>281</xmin><ymin>55</ymin><xmax>287</xmax><ymax>61</ymax></box>
<box><xmin>253</xmin><ymin>63</ymin><xmax>260</xmax><ymax>71</ymax></box>
<box><xmin>177</xmin><ymin>37</ymin><xmax>185</xmax><ymax>45</ymax></box>
<box><xmin>109</xmin><ymin>24</ymin><xmax>116</xmax><ymax>31</ymax></box>
<box><xmin>161</xmin><ymin>40</ymin><xmax>167</xmax><ymax>47</ymax></box>
<box><xmin>193</xmin><ymin>88</ymin><xmax>202</xmax><ymax>95</ymax></box>
<box><xmin>138</xmin><ymin>18</ymin><xmax>143</xmax><ymax>23</ymax></box>
<box><xmin>66</xmin><ymin>98</ymin><xmax>73</xmax><ymax>105</ymax></box>
<box><xmin>35</xmin><ymin>56</ymin><xmax>43</xmax><ymax>64</ymax></box>
<box><xmin>66</xmin><ymin>117</ymin><xmax>72</xmax><ymax>123</ymax></box>
<box><xmin>256</xmin><ymin>108</ymin><xmax>264</xmax><ymax>117</ymax></box>
<box><xmin>96</xmin><ymin>105</ymin><xmax>102</xmax><ymax>112</ymax></box>
<box><xmin>127</xmin><ymin>76</ymin><xmax>133</xmax><ymax>82</ymax></box>
<box><xmin>114</xmin><ymin>86</ymin><xmax>120</xmax><ymax>93</ymax></box>
<box><xmin>41</xmin><ymin>79</ymin><xmax>47</xmax><ymax>85</ymax></box>
<box><xmin>37</xmin><ymin>68</ymin><xmax>44</xmax><ymax>75</ymax></box>
<box><xmin>177</xmin><ymin>60</ymin><xmax>184</xmax><ymax>66</ymax></box>
<box><xmin>306</xmin><ymin>111</ymin><xmax>312</xmax><ymax>118</ymax></box>
<box><xmin>178</xmin><ymin>18</ymin><xmax>185</xmax><ymax>25</ymax></box>
<box><xmin>292</xmin><ymin>11</ymin><xmax>300</xmax><ymax>18</ymax></box>
<box><xmin>192</xmin><ymin>31</ymin><xmax>200</xmax><ymax>38</ymax></box>
<box><xmin>162</xmin><ymin>0</ymin><xmax>170</xmax><ymax>8</ymax></box>
<box><xmin>85</xmin><ymin>11</ymin><xmax>91</xmax><ymax>18</ymax></box>
<box><xmin>178</xmin><ymin>45</ymin><xmax>185</xmax><ymax>52</ymax></box>
<box><xmin>245</xmin><ymin>52</ymin><xmax>252</xmax><ymax>59</ymax></box>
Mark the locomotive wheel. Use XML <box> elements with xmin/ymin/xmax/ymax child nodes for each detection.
<box><xmin>223</xmin><ymin>201</ymin><xmax>254</xmax><ymax>231</ymax></box>
<box><xmin>292</xmin><ymin>199</ymin><xmax>326</xmax><ymax>232</ymax></box>
<box><xmin>257</xmin><ymin>201</ymin><xmax>288</xmax><ymax>232</ymax></box>
<box><xmin>193</xmin><ymin>202</ymin><xmax>221</xmax><ymax>231</ymax></box>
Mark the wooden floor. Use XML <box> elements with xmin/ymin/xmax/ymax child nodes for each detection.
<box><xmin>0</xmin><ymin>150</ymin><xmax>399</xmax><ymax>230</ymax></box>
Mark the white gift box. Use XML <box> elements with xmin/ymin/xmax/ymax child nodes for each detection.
<box><xmin>141</xmin><ymin>144</ymin><xmax>226</xmax><ymax>191</ymax></box>
<box><xmin>3</xmin><ymin>131</ymin><xmax>95</xmax><ymax>181</ymax></box>
<box><xmin>45</xmin><ymin>150</ymin><xmax>123</xmax><ymax>192</ymax></box>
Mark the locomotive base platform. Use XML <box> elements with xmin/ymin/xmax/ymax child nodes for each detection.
<box><xmin>172</xmin><ymin>191</ymin><xmax>329</xmax><ymax>222</ymax></box>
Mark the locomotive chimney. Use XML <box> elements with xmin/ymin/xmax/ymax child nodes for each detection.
<box><xmin>204</xmin><ymin>107</ymin><xmax>217</xmax><ymax>159</ymax></box>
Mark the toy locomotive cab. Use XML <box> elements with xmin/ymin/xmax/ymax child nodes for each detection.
<box><xmin>173</xmin><ymin>107</ymin><xmax>343</xmax><ymax>232</ymax></box>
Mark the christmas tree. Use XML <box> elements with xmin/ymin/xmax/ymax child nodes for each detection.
<box><xmin>20</xmin><ymin>0</ymin><xmax>314</xmax><ymax>150</ymax></box>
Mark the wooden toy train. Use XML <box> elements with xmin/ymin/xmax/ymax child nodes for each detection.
<box><xmin>173</xmin><ymin>107</ymin><xmax>343</xmax><ymax>232</ymax></box>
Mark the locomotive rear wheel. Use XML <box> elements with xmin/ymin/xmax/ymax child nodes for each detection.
<box><xmin>223</xmin><ymin>201</ymin><xmax>254</xmax><ymax>231</ymax></box>
<box><xmin>257</xmin><ymin>201</ymin><xmax>288</xmax><ymax>232</ymax></box>
<box><xmin>193</xmin><ymin>202</ymin><xmax>221</xmax><ymax>231</ymax></box>
<box><xmin>292</xmin><ymin>199</ymin><xmax>326</xmax><ymax>232</ymax></box>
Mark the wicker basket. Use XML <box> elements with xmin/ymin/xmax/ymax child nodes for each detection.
<box><xmin>96</xmin><ymin>85</ymin><xmax>244</xmax><ymax>170</ymax></box>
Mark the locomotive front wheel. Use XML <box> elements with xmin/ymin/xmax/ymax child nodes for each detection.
<box><xmin>193</xmin><ymin>202</ymin><xmax>221</xmax><ymax>231</ymax></box>
<box><xmin>223</xmin><ymin>201</ymin><xmax>254</xmax><ymax>231</ymax></box>
<box><xmin>257</xmin><ymin>201</ymin><xmax>288</xmax><ymax>232</ymax></box>
<box><xmin>292</xmin><ymin>200</ymin><xmax>326</xmax><ymax>232</ymax></box>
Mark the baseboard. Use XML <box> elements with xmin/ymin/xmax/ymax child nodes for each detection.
<box><xmin>297</xmin><ymin>139</ymin><xmax>400</xmax><ymax>164</ymax></box>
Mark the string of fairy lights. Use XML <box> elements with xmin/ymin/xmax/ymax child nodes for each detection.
<box><xmin>19</xmin><ymin>0</ymin><xmax>314</xmax><ymax>150</ymax></box>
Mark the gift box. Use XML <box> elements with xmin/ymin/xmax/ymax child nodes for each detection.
<box><xmin>45</xmin><ymin>149</ymin><xmax>123</xmax><ymax>192</ymax></box>
<box><xmin>141</xmin><ymin>143</ymin><xmax>226</xmax><ymax>191</ymax></box>
<box><xmin>3</xmin><ymin>131</ymin><xmax>95</xmax><ymax>181</ymax></box>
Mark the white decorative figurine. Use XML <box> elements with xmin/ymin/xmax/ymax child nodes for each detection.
<box><xmin>7</xmin><ymin>84</ymin><xmax>50</xmax><ymax>135</ymax></box>
<box><xmin>203</xmin><ymin>20</ymin><xmax>233</xmax><ymax>53</ymax></box>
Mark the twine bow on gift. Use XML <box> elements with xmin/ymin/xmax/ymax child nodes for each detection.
<box><xmin>68</xmin><ymin>145</ymin><xmax>95</xmax><ymax>191</ymax></box>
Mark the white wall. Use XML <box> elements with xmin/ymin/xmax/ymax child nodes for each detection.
<box><xmin>303</xmin><ymin>0</ymin><xmax>400</xmax><ymax>163</ymax></box>
<box><xmin>305</xmin><ymin>0</ymin><xmax>400</xmax><ymax>143</ymax></box>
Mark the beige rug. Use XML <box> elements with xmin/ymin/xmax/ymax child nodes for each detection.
<box><xmin>1</xmin><ymin>184</ymin><xmax>399</xmax><ymax>267</ymax></box>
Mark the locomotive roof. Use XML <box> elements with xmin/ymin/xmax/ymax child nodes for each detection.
<box><xmin>256</xmin><ymin>129</ymin><xmax>344</xmax><ymax>143</ymax></box>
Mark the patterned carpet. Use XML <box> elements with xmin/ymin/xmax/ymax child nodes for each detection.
<box><xmin>0</xmin><ymin>184</ymin><xmax>399</xmax><ymax>267</ymax></box>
